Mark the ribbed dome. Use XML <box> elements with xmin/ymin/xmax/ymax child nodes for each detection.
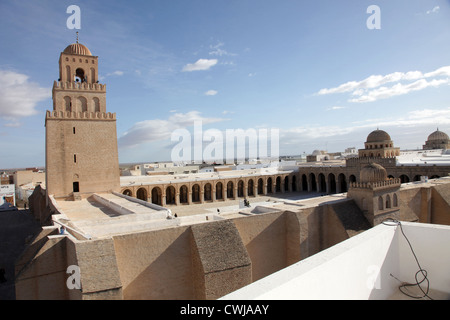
<box><xmin>427</xmin><ymin>129</ymin><xmax>449</xmax><ymax>142</ymax></box>
<box><xmin>360</xmin><ymin>163</ymin><xmax>388</xmax><ymax>183</ymax></box>
<box><xmin>63</xmin><ymin>43</ymin><xmax>92</xmax><ymax>56</ymax></box>
<box><xmin>366</xmin><ymin>130</ymin><xmax>391</xmax><ymax>143</ymax></box>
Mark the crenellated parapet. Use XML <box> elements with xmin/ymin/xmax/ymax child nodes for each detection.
<box><xmin>53</xmin><ymin>81</ymin><xmax>106</xmax><ymax>92</ymax></box>
<box><xmin>46</xmin><ymin>110</ymin><xmax>116</xmax><ymax>120</ymax></box>
<box><xmin>349</xmin><ymin>178</ymin><xmax>401</xmax><ymax>191</ymax></box>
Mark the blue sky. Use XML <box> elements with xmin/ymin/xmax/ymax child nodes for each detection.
<box><xmin>1</xmin><ymin>0</ymin><xmax>450</xmax><ymax>168</ymax></box>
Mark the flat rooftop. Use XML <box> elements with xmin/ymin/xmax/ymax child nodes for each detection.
<box><xmin>51</xmin><ymin>190</ymin><xmax>346</xmax><ymax>240</ymax></box>
<box><xmin>52</xmin><ymin>192</ymin><xmax>170</xmax><ymax>239</ymax></box>
<box><xmin>397</xmin><ymin>149</ymin><xmax>450</xmax><ymax>165</ymax></box>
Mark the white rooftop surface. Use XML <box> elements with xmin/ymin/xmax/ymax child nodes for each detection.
<box><xmin>120</xmin><ymin>167</ymin><xmax>294</xmax><ymax>187</ymax></box>
<box><xmin>52</xmin><ymin>189</ymin><xmax>346</xmax><ymax>239</ymax></box>
<box><xmin>221</xmin><ymin>221</ymin><xmax>450</xmax><ymax>300</ymax></box>
<box><xmin>397</xmin><ymin>149</ymin><xmax>450</xmax><ymax>165</ymax></box>
<box><xmin>53</xmin><ymin>192</ymin><xmax>175</xmax><ymax>239</ymax></box>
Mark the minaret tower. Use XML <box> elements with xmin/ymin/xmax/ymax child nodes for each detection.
<box><xmin>45</xmin><ymin>37</ymin><xmax>120</xmax><ymax>200</ymax></box>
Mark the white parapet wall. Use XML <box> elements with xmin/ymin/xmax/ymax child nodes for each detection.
<box><xmin>221</xmin><ymin>221</ymin><xmax>450</xmax><ymax>300</ymax></box>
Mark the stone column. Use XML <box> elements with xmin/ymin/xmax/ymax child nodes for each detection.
<box><xmin>175</xmin><ymin>192</ymin><xmax>180</xmax><ymax>206</ymax></box>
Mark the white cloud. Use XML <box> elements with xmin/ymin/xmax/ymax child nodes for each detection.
<box><xmin>278</xmin><ymin>107</ymin><xmax>450</xmax><ymax>153</ymax></box>
<box><xmin>118</xmin><ymin>111</ymin><xmax>227</xmax><ymax>148</ymax></box>
<box><xmin>4</xmin><ymin>122</ymin><xmax>22</xmax><ymax>128</ymax></box>
<box><xmin>349</xmin><ymin>78</ymin><xmax>450</xmax><ymax>103</ymax></box>
<box><xmin>318</xmin><ymin>66</ymin><xmax>450</xmax><ymax>103</ymax></box>
<box><xmin>283</xmin><ymin>107</ymin><xmax>450</xmax><ymax>141</ymax></box>
<box><xmin>209</xmin><ymin>42</ymin><xmax>237</xmax><ymax>57</ymax></box>
<box><xmin>327</xmin><ymin>106</ymin><xmax>347</xmax><ymax>111</ymax></box>
<box><xmin>0</xmin><ymin>70</ymin><xmax>50</xmax><ymax>120</ymax></box>
<box><xmin>427</xmin><ymin>6</ymin><xmax>440</xmax><ymax>14</ymax></box>
<box><xmin>424</xmin><ymin>66</ymin><xmax>450</xmax><ymax>78</ymax></box>
<box><xmin>182</xmin><ymin>59</ymin><xmax>218</xmax><ymax>72</ymax></box>
<box><xmin>205</xmin><ymin>90</ymin><xmax>218</xmax><ymax>96</ymax></box>
<box><xmin>100</xmin><ymin>70</ymin><xmax>124</xmax><ymax>80</ymax></box>
<box><xmin>318</xmin><ymin>71</ymin><xmax>424</xmax><ymax>95</ymax></box>
<box><xmin>109</xmin><ymin>70</ymin><xmax>124</xmax><ymax>76</ymax></box>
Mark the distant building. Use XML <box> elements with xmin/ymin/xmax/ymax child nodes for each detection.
<box><xmin>13</xmin><ymin>169</ymin><xmax>45</xmax><ymax>190</ymax></box>
<box><xmin>0</xmin><ymin>172</ymin><xmax>13</xmax><ymax>185</ymax></box>
<box><xmin>307</xmin><ymin>150</ymin><xmax>332</xmax><ymax>162</ymax></box>
<box><xmin>423</xmin><ymin>128</ymin><xmax>450</xmax><ymax>150</ymax></box>
<box><xmin>358</xmin><ymin>129</ymin><xmax>400</xmax><ymax>158</ymax></box>
<box><xmin>0</xmin><ymin>184</ymin><xmax>15</xmax><ymax>211</ymax></box>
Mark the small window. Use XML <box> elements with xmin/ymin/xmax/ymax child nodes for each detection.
<box><xmin>74</xmin><ymin>154</ymin><xmax>77</xmax><ymax>163</ymax></box>
<box><xmin>73</xmin><ymin>182</ymin><xmax>80</xmax><ymax>193</ymax></box>
<box><xmin>73</xmin><ymin>127</ymin><xmax>76</xmax><ymax>134</ymax></box>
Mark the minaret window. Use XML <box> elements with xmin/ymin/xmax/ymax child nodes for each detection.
<box><xmin>77</xmin><ymin>96</ymin><xmax>88</xmax><ymax>112</ymax></box>
<box><xmin>64</xmin><ymin>97</ymin><xmax>72</xmax><ymax>112</ymax></box>
<box><xmin>66</xmin><ymin>66</ymin><xmax>71</xmax><ymax>82</ymax></box>
<box><xmin>90</xmin><ymin>67</ymin><xmax>96</xmax><ymax>83</ymax></box>
<box><xmin>93</xmin><ymin>97</ymin><xmax>100</xmax><ymax>112</ymax></box>
<box><xmin>75</xmin><ymin>68</ymin><xmax>85</xmax><ymax>82</ymax></box>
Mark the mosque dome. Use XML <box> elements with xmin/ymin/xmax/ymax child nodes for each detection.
<box><xmin>427</xmin><ymin>129</ymin><xmax>449</xmax><ymax>142</ymax></box>
<box><xmin>63</xmin><ymin>43</ymin><xmax>92</xmax><ymax>56</ymax></box>
<box><xmin>366</xmin><ymin>129</ymin><xmax>391</xmax><ymax>143</ymax></box>
<box><xmin>360</xmin><ymin>163</ymin><xmax>388</xmax><ymax>183</ymax></box>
